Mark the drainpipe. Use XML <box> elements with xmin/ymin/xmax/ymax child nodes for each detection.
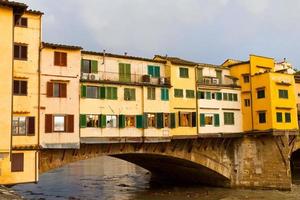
<box><xmin>10</xmin><ymin>13</ymin><xmax>15</xmax><ymax>161</ymax></box>
<box><xmin>195</xmin><ymin>66</ymin><xmax>199</xmax><ymax>136</ymax></box>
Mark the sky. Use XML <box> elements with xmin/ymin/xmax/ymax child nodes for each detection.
<box><xmin>20</xmin><ymin>0</ymin><xmax>300</xmax><ymax>67</ymax></box>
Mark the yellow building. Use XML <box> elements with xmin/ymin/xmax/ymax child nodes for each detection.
<box><xmin>154</xmin><ymin>56</ymin><xmax>197</xmax><ymax>138</ymax></box>
<box><xmin>223</xmin><ymin>55</ymin><xmax>298</xmax><ymax>134</ymax></box>
<box><xmin>0</xmin><ymin>1</ymin><xmax>42</xmax><ymax>184</ymax></box>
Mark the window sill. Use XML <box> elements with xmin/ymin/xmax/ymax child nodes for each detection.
<box><xmin>14</xmin><ymin>58</ymin><xmax>28</xmax><ymax>61</ymax></box>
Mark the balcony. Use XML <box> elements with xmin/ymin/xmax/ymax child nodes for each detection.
<box><xmin>197</xmin><ymin>76</ymin><xmax>239</xmax><ymax>88</ymax></box>
<box><xmin>80</xmin><ymin>71</ymin><xmax>171</xmax><ymax>87</ymax></box>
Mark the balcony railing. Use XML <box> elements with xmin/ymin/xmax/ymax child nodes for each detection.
<box><xmin>81</xmin><ymin>71</ymin><xmax>170</xmax><ymax>86</ymax></box>
<box><xmin>197</xmin><ymin>76</ymin><xmax>238</xmax><ymax>87</ymax></box>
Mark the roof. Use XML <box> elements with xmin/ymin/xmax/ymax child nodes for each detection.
<box><xmin>82</xmin><ymin>50</ymin><xmax>166</xmax><ymax>64</ymax></box>
<box><xmin>42</xmin><ymin>42</ymin><xmax>82</xmax><ymax>50</ymax></box>
<box><xmin>0</xmin><ymin>0</ymin><xmax>27</xmax><ymax>11</ymax></box>
<box><xmin>26</xmin><ymin>9</ymin><xmax>43</xmax><ymax>15</ymax></box>
<box><xmin>226</xmin><ymin>61</ymin><xmax>250</xmax><ymax>68</ymax></box>
<box><xmin>154</xmin><ymin>55</ymin><xmax>226</xmax><ymax>69</ymax></box>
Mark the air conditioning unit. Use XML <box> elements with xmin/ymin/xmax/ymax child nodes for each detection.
<box><xmin>142</xmin><ymin>75</ymin><xmax>150</xmax><ymax>82</ymax></box>
<box><xmin>159</xmin><ymin>77</ymin><xmax>165</xmax><ymax>85</ymax></box>
<box><xmin>88</xmin><ymin>74</ymin><xmax>99</xmax><ymax>81</ymax></box>
<box><xmin>81</xmin><ymin>73</ymin><xmax>89</xmax><ymax>80</ymax></box>
<box><xmin>212</xmin><ymin>78</ymin><xmax>219</xmax><ymax>84</ymax></box>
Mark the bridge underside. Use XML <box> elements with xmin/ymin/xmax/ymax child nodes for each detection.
<box><xmin>112</xmin><ymin>153</ymin><xmax>230</xmax><ymax>187</ymax></box>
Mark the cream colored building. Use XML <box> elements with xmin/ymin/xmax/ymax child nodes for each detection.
<box><xmin>39</xmin><ymin>42</ymin><xmax>81</xmax><ymax>149</ymax></box>
<box><xmin>80</xmin><ymin>51</ymin><xmax>171</xmax><ymax>143</ymax></box>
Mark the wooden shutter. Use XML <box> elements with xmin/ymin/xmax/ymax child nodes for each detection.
<box><xmin>54</xmin><ymin>52</ymin><xmax>60</xmax><ymax>65</ymax></box>
<box><xmin>112</xmin><ymin>87</ymin><xmax>117</xmax><ymax>100</ymax></box>
<box><xmin>91</xmin><ymin>60</ymin><xmax>98</xmax><ymax>73</ymax></box>
<box><xmin>136</xmin><ymin>115</ymin><xmax>143</xmax><ymax>128</ymax></box>
<box><xmin>67</xmin><ymin>115</ymin><xmax>74</xmax><ymax>132</ymax></box>
<box><xmin>45</xmin><ymin>114</ymin><xmax>53</xmax><ymax>133</ymax></box>
<box><xmin>214</xmin><ymin>114</ymin><xmax>220</xmax><ymax>127</ymax></box>
<box><xmin>13</xmin><ymin>80</ymin><xmax>19</xmax><ymax>94</ymax></box>
<box><xmin>192</xmin><ymin>112</ymin><xmax>196</xmax><ymax>127</ymax></box>
<box><xmin>27</xmin><ymin>117</ymin><xmax>35</xmax><ymax>135</ymax></box>
<box><xmin>47</xmin><ymin>82</ymin><xmax>53</xmax><ymax>97</ymax></box>
<box><xmin>119</xmin><ymin>63</ymin><xmax>125</xmax><ymax>82</ymax></box>
<box><xmin>125</xmin><ymin>64</ymin><xmax>131</xmax><ymax>82</ymax></box>
<box><xmin>61</xmin><ymin>52</ymin><xmax>67</xmax><ymax>66</ymax></box>
<box><xmin>81</xmin><ymin>85</ymin><xmax>86</xmax><ymax>98</ymax></box>
<box><xmin>200</xmin><ymin>114</ymin><xmax>205</xmax><ymax>127</ymax></box>
<box><xmin>170</xmin><ymin>113</ymin><xmax>176</xmax><ymax>128</ymax></box>
<box><xmin>11</xmin><ymin>153</ymin><xmax>24</xmax><ymax>172</ymax></box>
<box><xmin>99</xmin><ymin>87</ymin><xmax>106</xmax><ymax>99</ymax></box>
<box><xmin>20</xmin><ymin>81</ymin><xmax>27</xmax><ymax>95</ymax></box>
<box><xmin>148</xmin><ymin>66</ymin><xmax>153</xmax><ymax>76</ymax></box>
<box><xmin>80</xmin><ymin>114</ymin><xmax>87</xmax><ymax>128</ymax></box>
<box><xmin>119</xmin><ymin>115</ymin><xmax>125</xmax><ymax>128</ymax></box>
<box><xmin>60</xmin><ymin>83</ymin><xmax>67</xmax><ymax>98</ymax></box>
<box><xmin>156</xmin><ymin>113</ymin><xmax>164</xmax><ymax>129</ymax></box>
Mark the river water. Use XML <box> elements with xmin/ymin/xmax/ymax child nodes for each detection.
<box><xmin>12</xmin><ymin>156</ymin><xmax>300</xmax><ymax>200</ymax></box>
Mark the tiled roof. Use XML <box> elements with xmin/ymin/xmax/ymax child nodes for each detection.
<box><xmin>82</xmin><ymin>50</ymin><xmax>166</xmax><ymax>64</ymax></box>
<box><xmin>0</xmin><ymin>0</ymin><xmax>27</xmax><ymax>9</ymax></box>
<box><xmin>42</xmin><ymin>42</ymin><xmax>82</xmax><ymax>50</ymax></box>
<box><xmin>26</xmin><ymin>9</ymin><xmax>43</xmax><ymax>15</ymax></box>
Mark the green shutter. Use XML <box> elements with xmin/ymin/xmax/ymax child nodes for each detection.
<box><xmin>98</xmin><ymin>87</ymin><xmax>105</xmax><ymax>99</ymax></box>
<box><xmin>80</xmin><ymin>114</ymin><xmax>87</xmax><ymax>128</ymax></box>
<box><xmin>112</xmin><ymin>87</ymin><xmax>117</xmax><ymax>100</ymax></box>
<box><xmin>229</xmin><ymin>93</ymin><xmax>233</xmax><ymax>101</ymax></box>
<box><xmin>81</xmin><ymin>85</ymin><xmax>86</xmax><ymax>98</ymax></box>
<box><xmin>214</xmin><ymin>114</ymin><xmax>220</xmax><ymax>127</ymax></box>
<box><xmin>100</xmin><ymin>115</ymin><xmax>106</xmax><ymax>128</ymax></box>
<box><xmin>170</xmin><ymin>113</ymin><xmax>176</xmax><ymax>128</ymax></box>
<box><xmin>166</xmin><ymin>88</ymin><xmax>169</xmax><ymax>100</ymax></box>
<box><xmin>119</xmin><ymin>115</ymin><xmax>125</xmax><ymax>128</ymax></box>
<box><xmin>154</xmin><ymin>66</ymin><xmax>160</xmax><ymax>78</ymax></box>
<box><xmin>276</xmin><ymin>112</ymin><xmax>282</xmax><ymax>123</ymax></box>
<box><xmin>156</xmin><ymin>113</ymin><xmax>164</xmax><ymax>129</ymax></box>
<box><xmin>91</xmin><ymin>60</ymin><xmax>98</xmax><ymax>73</ymax></box>
<box><xmin>206</xmin><ymin>92</ymin><xmax>211</xmax><ymax>100</ymax></box>
<box><xmin>119</xmin><ymin>63</ymin><xmax>131</xmax><ymax>82</ymax></box>
<box><xmin>216</xmin><ymin>70</ymin><xmax>222</xmax><ymax>84</ymax></box>
<box><xmin>200</xmin><ymin>114</ymin><xmax>205</xmax><ymax>127</ymax></box>
<box><xmin>233</xmin><ymin>94</ymin><xmax>238</xmax><ymax>101</ymax></box>
<box><xmin>216</xmin><ymin>92</ymin><xmax>222</xmax><ymax>100</ymax></box>
<box><xmin>125</xmin><ymin>64</ymin><xmax>131</xmax><ymax>82</ymax></box>
<box><xmin>136</xmin><ymin>115</ymin><xmax>143</xmax><ymax>128</ymax></box>
<box><xmin>197</xmin><ymin>68</ymin><xmax>203</xmax><ymax>83</ymax></box>
<box><xmin>148</xmin><ymin>66</ymin><xmax>154</xmax><ymax>77</ymax></box>
<box><xmin>161</xmin><ymin>88</ymin><xmax>169</xmax><ymax>101</ymax></box>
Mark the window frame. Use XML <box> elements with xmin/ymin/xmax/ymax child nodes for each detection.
<box><xmin>174</xmin><ymin>89</ymin><xmax>184</xmax><ymax>98</ymax></box>
<box><xmin>54</xmin><ymin>51</ymin><xmax>67</xmax><ymax>67</ymax></box>
<box><xmin>53</xmin><ymin>115</ymin><xmax>66</xmax><ymax>132</ymax></box>
<box><xmin>86</xmin><ymin>86</ymin><xmax>98</xmax><ymax>99</ymax></box>
<box><xmin>186</xmin><ymin>90</ymin><xmax>195</xmax><ymax>98</ymax></box>
<box><xmin>14</xmin><ymin>43</ymin><xmax>28</xmax><ymax>60</ymax></box>
<box><xmin>13</xmin><ymin>80</ymin><xmax>27</xmax><ymax>96</ymax></box>
<box><xmin>179</xmin><ymin>67</ymin><xmax>189</xmax><ymax>78</ymax></box>
<box><xmin>258</xmin><ymin>112</ymin><xmax>266</xmax><ymax>124</ymax></box>
<box><xmin>279</xmin><ymin>89</ymin><xmax>288</xmax><ymax>99</ymax></box>
<box><xmin>224</xmin><ymin>112</ymin><xmax>235</xmax><ymax>125</ymax></box>
<box><xmin>147</xmin><ymin>87</ymin><xmax>156</xmax><ymax>100</ymax></box>
<box><xmin>125</xmin><ymin>115</ymin><xmax>136</xmax><ymax>127</ymax></box>
<box><xmin>124</xmin><ymin>88</ymin><xmax>136</xmax><ymax>101</ymax></box>
<box><xmin>106</xmin><ymin>115</ymin><xmax>118</xmax><ymax>128</ymax></box>
<box><xmin>257</xmin><ymin>88</ymin><xmax>265</xmax><ymax>99</ymax></box>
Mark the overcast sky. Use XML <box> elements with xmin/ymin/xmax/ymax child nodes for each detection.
<box><xmin>20</xmin><ymin>0</ymin><xmax>300</xmax><ymax>67</ymax></box>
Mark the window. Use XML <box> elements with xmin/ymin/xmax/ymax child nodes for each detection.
<box><xmin>81</xmin><ymin>59</ymin><xmax>98</xmax><ymax>73</ymax></box>
<box><xmin>233</xmin><ymin>94</ymin><xmax>238</xmax><ymax>101</ymax></box>
<box><xmin>106</xmin><ymin>87</ymin><xmax>118</xmax><ymax>100</ymax></box>
<box><xmin>147</xmin><ymin>87</ymin><xmax>156</xmax><ymax>100</ymax></box>
<box><xmin>179</xmin><ymin>113</ymin><xmax>191</xmax><ymax>127</ymax></box>
<box><xmin>224</xmin><ymin>112</ymin><xmax>234</xmax><ymax>125</ymax></box>
<box><xmin>53</xmin><ymin>116</ymin><xmax>65</xmax><ymax>132</ymax></box>
<box><xmin>212</xmin><ymin>93</ymin><xmax>215</xmax><ymax>99</ymax></box>
<box><xmin>243</xmin><ymin>75</ymin><xmax>250</xmax><ymax>83</ymax></box>
<box><xmin>174</xmin><ymin>89</ymin><xmax>184</xmax><ymax>98</ymax></box>
<box><xmin>14</xmin><ymin>15</ymin><xmax>28</xmax><ymax>27</ymax></box>
<box><xmin>198</xmin><ymin>91</ymin><xmax>205</xmax><ymax>99</ymax></box>
<box><xmin>279</xmin><ymin>90</ymin><xmax>288</xmax><ymax>99</ymax></box>
<box><xmin>205</xmin><ymin>115</ymin><xmax>213</xmax><ymax>125</ymax></box>
<box><xmin>179</xmin><ymin>67</ymin><xmax>189</xmax><ymax>78</ymax></box>
<box><xmin>285</xmin><ymin>113</ymin><xmax>291</xmax><ymax>123</ymax></box>
<box><xmin>106</xmin><ymin>115</ymin><xmax>117</xmax><ymax>128</ymax></box>
<box><xmin>206</xmin><ymin>92</ymin><xmax>211</xmax><ymax>100</ymax></box>
<box><xmin>228</xmin><ymin>93</ymin><xmax>233</xmax><ymax>101</ymax></box>
<box><xmin>223</xmin><ymin>93</ymin><xmax>228</xmax><ymax>101</ymax></box>
<box><xmin>164</xmin><ymin>113</ymin><xmax>170</xmax><ymax>128</ymax></box>
<box><xmin>54</xmin><ymin>51</ymin><xmax>67</xmax><ymax>66</ymax></box>
<box><xmin>148</xmin><ymin>65</ymin><xmax>160</xmax><ymax>78</ymax></box>
<box><xmin>86</xmin><ymin>86</ymin><xmax>98</xmax><ymax>98</ymax></box>
<box><xmin>216</xmin><ymin>92</ymin><xmax>222</xmax><ymax>100</ymax></box>
<box><xmin>161</xmin><ymin>88</ymin><xmax>169</xmax><ymax>101</ymax></box>
<box><xmin>86</xmin><ymin>115</ymin><xmax>99</xmax><ymax>128</ymax></box>
<box><xmin>125</xmin><ymin>116</ymin><xmax>135</xmax><ymax>127</ymax></box>
<box><xmin>11</xmin><ymin>153</ymin><xmax>24</xmax><ymax>172</ymax></box>
<box><xmin>13</xmin><ymin>80</ymin><xmax>27</xmax><ymax>95</ymax></box>
<box><xmin>124</xmin><ymin>88</ymin><xmax>136</xmax><ymax>101</ymax></box>
<box><xmin>201</xmin><ymin>114</ymin><xmax>220</xmax><ymax>127</ymax></box>
<box><xmin>186</xmin><ymin>90</ymin><xmax>195</xmax><ymax>98</ymax></box>
<box><xmin>258</xmin><ymin>112</ymin><xmax>266</xmax><ymax>123</ymax></box>
<box><xmin>45</xmin><ymin>114</ymin><xmax>74</xmax><ymax>133</ymax></box>
<box><xmin>244</xmin><ymin>99</ymin><xmax>250</xmax><ymax>107</ymax></box>
<box><xmin>257</xmin><ymin>89</ymin><xmax>265</xmax><ymax>99</ymax></box>
<box><xmin>14</xmin><ymin>44</ymin><xmax>27</xmax><ymax>60</ymax></box>
<box><xmin>276</xmin><ymin>112</ymin><xmax>283</xmax><ymax>123</ymax></box>
<box><xmin>13</xmin><ymin>116</ymin><xmax>35</xmax><ymax>135</ymax></box>
<box><xmin>47</xmin><ymin>82</ymin><xmax>67</xmax><ymax>98</ymax></box>
<box><xmin>147</xmin><ymin>113</ymin><xmax>156</xmax><ymax>128</ymax></box>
